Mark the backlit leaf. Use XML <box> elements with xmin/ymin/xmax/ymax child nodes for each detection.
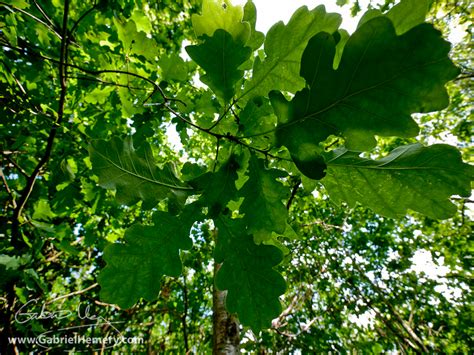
<box><xmin>89</xmin><ymin>137</ymin><xmax>192</xmax><ymax>209</ymax></box>
<box><xmin>98</xmin><ymin>206</ymin><xmax>201</xmax><ymax>308</ymax></box>
<box><xmin>239</xmin><ymin>155</ymin><xmax>288</xmax><ymax>243</ymax></box>
<box><xmin>192</xmin><ymin>0</ymin><xmax>251</xmax><ymax>44</ymax></box>
<box><xmin>214</xmin><ymin>217</ymin><xmax>286</xmax><ymax>331</ymax></box>
<box><xmin>241</xmin><ymin>5</ymin><xmax>341</xmax><ymax>101</ymax></box>
<box><xmin>322</xmin><ymin>144</ymin><xmax>474</xmax><ymax>219</ymax></box>
<box><xmin>242</xmin><ymin>0</ymin><xmax>265</xmax><ymax>50</ymax></box>
<box><xmin>189</xmin><ymin>155</ymin><xmax>240</xmax><ymax>218</ymax></box>
<box><xmin>186</xmin><ymin>30</ymin><xmax>252</xmax><ymax>102</ymax></box>
<box><xmin>273</xmin><ymin>16</ymin><xmax>459</xmax><ymax>177</ymax></box>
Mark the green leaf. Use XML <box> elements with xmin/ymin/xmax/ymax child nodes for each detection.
<box><xmin>215</xmin><ymin>217</ymin><xmax>286</xmax><ymax>331</ymax></box>
<box><xmin>131</xmin><ymin>9</ymin><xmax>152</xmax><ymax>34</ymax></box>
<box><xmin>333</xmin><ymin>29</ymin><xmax>349</xmax><ymax>69</ymax></box>
<box><xmin>239</xmin><ymin>154</ymin><xmax>288</xmax><ymax>243</ymax></box>
<box><xmin>8</xmin><ymin>0</ymin><xmax>29</xmax><ymax>9</ymax></box>
<box><xmin>98</xmin><ymin>206</ymin><xmax>200</xmax><ymax>308</ymax></box>
<box><xmin>243</xmin><ymin>0</ymin><xmax>265</xmax><ymax>50</ymax></box>
<box><xmin>241</xmin><ymin>5</ymin><xmax>341</xmax><ymax>101</ymax></box>
<box><xmin>238</xmin><ymin>97</ymin><xmax>276</xmax><ymax>148</ymax></box>
<box><xmin>158</xmin><ymin>53</ymin><xmax>189</xmax><ymax>82</ymax></box>
<box><xmin>192</xmin><ymin>0</ymin><xmax>251</xmax><ymax>44</ymax></box>
<box><xmin>189</xmin><ymin>154</ymin><xmax>240</xmax><ymax>218</ymax></box>
<box><xmin>357</xmin><ymin>0</ymin><xmax>429</xmax><ymax>35</ymax></box>
<box><xmin>89</xmin><ymin>137</ymin><xmax>192</xmax><ymax>209</ymax></box>
<box><xmin>113</xmin><ymin>17</ymin><xmax>158</xmax><ymax>59</ymax></box>
<box><xmin>186</xmin><ymin>30</ymin><xmax>251</xmax><ymax>102</ymax></box>
<box><xmin>386</xmin><ymin>0</ymin><xmax>430</xmax><ymax>35</ymax></box>
<box><xmin>32</xmin><ymin>199</ymin><xmax>56</xmax><ymax>221</ymax></box>
<box><xmin>322</xmin><ymin>144</ymin><xmax>474</xmax><ymax>219</ymax></box>
<box><xmin>273</xmin><ymin>16</ymin><xmax>459</xmax><ymax>175</ymax></box>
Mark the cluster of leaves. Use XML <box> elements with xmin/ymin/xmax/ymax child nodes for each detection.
<box><xmin>89</xmin><ymin>0</ymin><xmax>472</xmax><ymax>332</ymax></box>
<box><xmin>0</xmin><ymin>0</ymin><xmax>472</xmax><ymax>352</ymax></box>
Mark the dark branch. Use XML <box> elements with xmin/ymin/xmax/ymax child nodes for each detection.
<box><xmin>32</xmin><ymin>0</ymin><xmax>57</xmax><ymax>31</ymax></box>
<box><xmin>286</xmin><ymin>179</ymin><xmax>301</xmax><ymax>210</ymax></box>
<box><xmin>70</xmin><ymin>2</ymin><xmax>98</xmax><ymax>34</ymax></box>
<box><xmin>0</xmin><ymin>1</ymin><xmax>62</xmax><ymax>39</ymax></box>
<box><xmin>11</xmin><ymin>0</ymin><xmax>71</xmax><ymax>248</ymax></box>
<box><xmin>1</xmin><ymin>153</ymin><xmax>29</xmax><ymax>178</ymax></box>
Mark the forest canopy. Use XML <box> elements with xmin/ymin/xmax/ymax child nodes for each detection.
<box><xmin>1</xmin><ymin>0</ymin><xmax>473</xmax><ymax>353</ymax></box>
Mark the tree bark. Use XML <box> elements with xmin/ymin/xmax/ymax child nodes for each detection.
<box><xmin>213</xmin><ymin>263</ymin><xmax>240</xmax><ymax>354</ymax></box>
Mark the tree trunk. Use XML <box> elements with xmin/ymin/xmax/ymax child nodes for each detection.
<box><xmin>213</xmin><ymin>262</ymin><xmax>240</xmax><ymax>354</ymax></box>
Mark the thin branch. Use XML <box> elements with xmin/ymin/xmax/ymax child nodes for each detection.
<box><xmin>70</xmin><ymin>74</ymin><xmax>149</xmax><ymax>91</ymax></box>
<box><xmin>94</xmin><ymin>300</ymin><xmax>120</xmax><ymax>309</ymax></box>
<box><xmin>207</xmin><ymin>100</ymin><xmax>236</xmax><ymax>131</ymax></box>
<box><xmin>213</xmin><ymin>137</ymin><xmax>221</xmax><ymax>173</ymax></box>
<box><xmin>230</xmin><ymin>106</ymin><xmax>240</xmax><ymax>125</ymax></box>
<box><xmin>0</xmin><ymin>166</ymin><xmax>16</xmax><ymax>209</ymax></box>
<box><xmin>2</xmin><ymin>154</ymin><xmax>29</xmax><ymax>178</ymax></box>
<box><xmin>352</xmin><ymin>261</ymin><xmax>430</xmax><ymax>352</ymax></box>
<box><xmin>70</xmin><ymin>2</ymin><xmax>98</xmax><ymax>34</ymax></box>
<box><xmin>453</xmin><ymin>73</ymin><xmax>474</xmax><ymax>81</ymax></box>
<box><xmin>46</xmin><ymin>283</ymin><xmax>99</xmax><ymax>305</ymax></box>
<box><xmin>44</xmin><ymin>250</ymin><xmax>64</xmax><ymax>263</ymax></box>
<box><xmin>33</xmin><ymin>0</ymin><xmax>57</xmax><ymax>31</ymax></box>
<box><xmin>2</xmin><ymin>33</ymin><xmax>290</xmax><ymax>163</ymax></box>
<box><xmin>302</xmin><ymin>220</ymin><xmax>344</xmax><ymax>231</ymax></box>
<box><xmin>0</xmin><ymin>2</ymin><xmax>61</xmax><ymax>39</ymax></box>
<box><xmin>181</xmin><ymin>274</ymin><xmax>190</xmax><ymax>353</ymax></box>
<box><xmin>451</xmin><ymin>197</ymin><xmax>474</xmax><ymax>203</ymax></box>
<box><xmin>286</xmin><ymin>180</ymin><xmax>301</xmax><ymax>210</ymax></box>
<box><xmin>1</xmin><ymin>60</ymin><xmax>27</xmax><ymax>96</ymax></box>
<box><xmin>11</xmin><ymin>0</ymin><xmax>71</xmax><ymax>248</ymax></box>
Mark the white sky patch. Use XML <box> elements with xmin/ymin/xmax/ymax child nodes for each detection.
<box><xmin>349</xmin><ymin>309</ymin><xmax>376</xmax><ymax>328</ymax></box>
<box><xmin>232</xmin><ymin>0</ymin><xmax>381</xmax><ymax>34</ymax></box>
<box><xmin>410</xmin><ymin>249</ymin><xmax>450</xmax><ymax>280</ymax></box>
<box><xmin>164</xmin><ymin>122</ymin><xmax>184</xmax><ymax>151</ymax></box>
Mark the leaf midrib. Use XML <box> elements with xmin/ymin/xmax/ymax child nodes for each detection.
<box><xmin>95</xmin><ymin>150</ymin><xmax>193</xmax><ymax>191</ymax></box>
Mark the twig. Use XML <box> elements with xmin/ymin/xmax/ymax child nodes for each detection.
<box><xmin>213</xmin><ymin>137</ymin><xmax>221</xmax><ymax>172</ymax></box>
<box><xmin>2</xmin><ymin>32</ymin><xmax>290</xmax><ymax>163</ymax></box>
<box><xmin>451</xmin><ymin>197</ymin><xmax>473</xmax><ymax>203</ymax></box>
<box><xmin>94</xmin><ymin>300</ymin><xmax>120</xmax><ymax>309</ymax></box>
<box><xmin>181</xmin><ymin>274</ymin><xmax>190</xmax><ymax>352</ymax></box>
<box><xmin>33</xmin><ymin>0</ymin><xmax>57</xmax><ymax>31</ymax></box>
<box><xmin>453</xmin><ymin>73</ymin><xmax>474</xmax><ymax>81</ymax></box>
<box><xmin>207</xmin><ymin>100</ymin><xmax>236</xmax><ymax>131</ymax></box>
<box><xmin>0</xmin><ymin>1</ymin><xmax>61</xmax><ymax>39</ymax></box>
<box><xmin>70</xmin><ymin>74</ymin><xmax>149</xmax><ymax>91</ymax></box>
<box><xmin>70</xmin><ymin>2</ymin><xmax>98</xmax><ymax>34</ymax></box>
<box><xmin>302</xmin><ymin>220</ymin><xmax>344</xmax><ymax>231</ymax></box>
<box><xmin>0</xmin><ymin>166</ymin><xmax>16</xmax><ymax>209</ymax></box>
<box><xmin>286</xmin><ymin>180</ymin><xmax>301</xmax><ymax>210</ymax></box>
<box><xmin>2</xmin><ymin>154</ymin><xmax>29</xmax><ymax>178</ymax></box>
<box><xmin>230</xmin><ymin>106</ymin><xmax>240</xmax><ymax>125</ymax></box>
<box><xmin>46</xmin><ymin>283</ymin><xmax>99</xmax><ymax>305</ymax></box>
<box><xmin>352</xmin><ymin>261</ymin><xmax>430</xmax><ymax>352</ymax></box>
<box><xmin>0</xmin><ymin>60</ymin><xmax>27</xmax><ymax>96</ymax></box>
<box><xmin>11</xmin><ymin>0</ymin><xmax>71</xmax><ymax>248</ymax></box>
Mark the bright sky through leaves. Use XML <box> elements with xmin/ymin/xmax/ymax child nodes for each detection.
<box><xmin>233</xmin><ymin>0</ymin><xmax>382</xmax><ymax>33</ymax></box>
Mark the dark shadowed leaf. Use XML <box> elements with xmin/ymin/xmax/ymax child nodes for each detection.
<box><xmin>239</xmin><ymin>154</ymin><xmax>288</xmax><ymax>243</ymax></box>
